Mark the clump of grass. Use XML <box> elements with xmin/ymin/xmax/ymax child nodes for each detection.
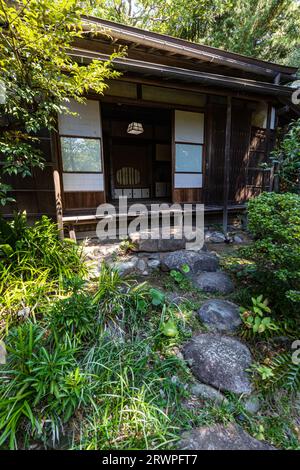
<box><xmin>0</xmin><ymin>213</ymin><xmax>86</xmax><ymax>335</ymax></box>
<box><xmin>74</xmin><ymin>337</ymin><xmax>192</xmax><ymax>450</ymax></box>
<box><xmin>0</xmin><ymin>322</ymin><xmax>97</xmax><ymax>449</ymax></box>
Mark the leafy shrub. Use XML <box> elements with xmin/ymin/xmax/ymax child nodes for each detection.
<box><xmin>0</xmin><ymin>212</ymin><xmax>86</xmax><ymax>279</ymax></box>
<box><xmin>169</xmin><ymin>264</ymin><xmax>191</xmax><ymax>290</ymax></box>
<box><xmin>271</xmin><ymin>118</ymin><xmax>300</xmax><ymax>193</ymax></box>
<box><xmin>240</xmin><ymin>295</ymin><xmax>279</xmax><ymax>339</ymax></box>
<box><xmin>240</xmin><ymin>192</ymin><xmax>300</xmax><ymax>317</ymax></box>
<box><xmin>0</xmin><ymin>322</ymin><xmax>95</xmax><ymax>449</ymax></box>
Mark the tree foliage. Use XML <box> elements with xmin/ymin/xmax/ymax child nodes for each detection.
<box><xmin>0</xmin><ymin>0</ymin><xmax>121</xmax><ymax>204</ymax></box>
<box><xmin>271</xmin><ymin>118</ymin><xmax>300</xmax><ymax>193</ymax></box>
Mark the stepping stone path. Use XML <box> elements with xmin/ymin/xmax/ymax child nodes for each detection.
<box><xmin>198</xmin><ymin>299</ymin><xmax>241</xmax><ymax>332</ymax></box>
<box><xmin>183</xmin><ymin>333</ymin><xmax>253</xmax><ymax>395</ymax></box>
<box><xmin>191</xmin><ymin>271</ymin><xmax>234</xmax><ymax>294</ymax></box>
<box><xmin>160</xmin><ymin>250</ymin><xmax>219</xmax><ymax>274</ymax></box>
<box><xmin>179</xmin><ymin>424</ymin><xmax>275</xmax><ymax>450</ymax></box>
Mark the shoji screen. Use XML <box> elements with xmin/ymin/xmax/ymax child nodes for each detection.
<box><xmin>58</xmin><ymin>99</ymin><xmax>105</xmax><ymax>207</ymax></box>
<box><xmin>174</xmin><ymin>110</ymin><xmax>204</xmax><ymax>201</ymax></box>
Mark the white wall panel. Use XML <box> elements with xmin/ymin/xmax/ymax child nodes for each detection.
<box><xmin>175</xmin><ymin>110</ymin><xmax>204</xmax><ymax>143</ymax></box>
<box><xmin>63</xmin><ymin>173</ymin><xmax>104</xmax><ymax>192</ymax></box>
<box><xmin>174</xmin><ymin>173</ymin><xmax>203</xmax><ymax>189</ymax></box>
<box><xmin>58</xmin><ymin>99</ymin><xmax>101</xmax><ymax>137</ymax></box>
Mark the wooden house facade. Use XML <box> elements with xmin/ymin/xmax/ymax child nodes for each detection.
<box><xmin>1</xmin><ymin>16</ymin><xmax>298</xmax><ymax>234</ymax></box>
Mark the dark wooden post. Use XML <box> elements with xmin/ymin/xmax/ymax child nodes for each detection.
<box><xmin>266</xmin><ymin>104</ymin><xmax>277</xmax><ymax>192</ymax></box>
<box><xmin>53</xmin><ymin>169</ymin><xmax>64</xmax><ymax>240</ymax></box>
<box><xmin>223</xmin><ymin>96</ymin><xmax>232</xmax><ymax>234</ymax></box>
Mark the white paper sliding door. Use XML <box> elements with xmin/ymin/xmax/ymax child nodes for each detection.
<box><xmin>173</xmin><ymin>110</ymin><xmax>204</xmax><ymax>202</ymax></box>
<box><xmin>58</xmin><ymin>99</ymin><xmax>105</xmax><ymax>208</ymax></box>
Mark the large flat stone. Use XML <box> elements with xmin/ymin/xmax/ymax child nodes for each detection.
<box><xmin>179</xmin><ymin>424</ymin><xmax>275</xmax><ymax>450</ymax></box>
<box><xmin>160</xmin><ymin>250</ymin><xmax>219</xmax><ymax>274</ymax></box>
<box><xmin>130</xmin><ymin>228</ymin><xmax>205</xmax><ymax>253</ymax></box>
<box><xmin>183</xmin><ymin>334</ymin><xmax>253</xmax><ymax>394</ymax></box>
<box><xmin>130</xmin><ymin>229</ymin><xmax>186</xmax><ymax>252</ymax></box>
<box><xmin>198</xmin><ymin>299</ymin><xmax>241</xmax><ymax>332</ymax></box>
<box><xmin>192</xmin><ymin>271</ymin><xmax>234</xmax><ymax>294</ymax></box>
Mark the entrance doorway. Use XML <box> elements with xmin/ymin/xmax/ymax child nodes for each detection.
<box><xmin>102</xmin><ymin>103</ymin><xmax>172</xmax><ymax>201</ymax></box>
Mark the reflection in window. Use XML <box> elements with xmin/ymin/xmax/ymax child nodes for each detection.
<box><xmin>61</xmin><ymin>137</ymin><xmax>101</xmax><ymax>172</ymax></box>
<box><xmin>175</xmin><ymin>144</ymin><xmax>202</xmax><ymax>172</ymax></box>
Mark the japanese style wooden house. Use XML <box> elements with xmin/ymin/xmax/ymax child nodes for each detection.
<box><xmin>1</xmin><ymin>15</ymin><xmax>299</xmax><ymax>235</ymax></box>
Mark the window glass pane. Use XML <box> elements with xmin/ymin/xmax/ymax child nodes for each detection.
<box><xmin>61</xmin><ymin>137</ymin><xmax>101</xmax><ymax>172</ymax></box>
<box><xmin>175</xmin><ymin>144</ymin><xmax>202</xmax><ymax>172</ymax></box>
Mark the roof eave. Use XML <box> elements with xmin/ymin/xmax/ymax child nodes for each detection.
<box><xmin>81</xmin><ymin>15</ymin><xmax>298</xmax><ymax>81</ymax></box>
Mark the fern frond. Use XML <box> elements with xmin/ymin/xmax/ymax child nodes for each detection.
<box><xmin>270</xmin><ymin>352</ymin><xmax>300</xmax><ymax>392</ymax></box>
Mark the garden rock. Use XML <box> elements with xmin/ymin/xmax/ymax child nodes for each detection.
<box><xmin>147</xmin><ymin>259</ymin><xmax>161</xmax><ymax>269</ymax></box>
<box><xmin>110</xmin><ymin>257</ymin><xmax>138</xmax><ymax>276</ymax></box>
<box><xmin>160</xmin><ymin>250</ymin><xmax>219</xmax><ymax>274</ymax></box>
<box><xmin>183</xmin><ymin>334</ymin><xmax>253</xmax><ymax>394</ymax></box>
<box><xmin>233</xmin><ymin>234</ymin><xmax>244</xmax><ymax>244</ymax></box>
<box><xmin>179</xmin><ymin>423</ymin><xmax>275</xmax><ymax>450</ymax></box>
<box><xmin>243</xmin><ymin>395</ymin><xmax>261</xmax><ymax>414</ymax></box>
<box><xmin>197</xmin><ymin>299</ymin><xmax>241</xmax><ymax>332</ymax></box>
<box><xmin>190</xmin><ymin>382</ymin><xmax>228</xmax><ymax>405</ymax></box>
<box><xmin>205</xmin><ymin>231</ymin><xmax>226</xmax><ymax>243</ymax></box>
<box><xmin>192</xmin><ymin>272</ymin><xmax>234</xmax><ymax>294</ymax></box>
<box><xmin>137</xmin><ymin>259</ymin><xmax>147</xmax><ymax>272</ymax></box>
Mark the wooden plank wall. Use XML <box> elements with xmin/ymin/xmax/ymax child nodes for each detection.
<box><xmin>205</xmin><ymin>100</ymin><xmax>273</xmax><ymax>205</ymax></box>
<box><xmin>0</xmin><ymin>130</ymin><xmax>56</xmax><ymax>218</ymax></box>
<box><xmin>204</xmin><ymin>103</ymin><xmax>226</xmax><ymax>204</ymax></box>
<box><xmin>229</xmin><ymin>103</ymin><xmax>252</xmax><ymax>203</ymax></box>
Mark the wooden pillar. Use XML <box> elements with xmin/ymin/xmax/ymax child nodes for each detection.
<box><xmin>266</xmin><ymin>104</ymin><xmax>276</xmax><ymax>192</ymax></box>
<box><xmin>223</xmin><ymin>96</ymin><xmax>232</xmax><ymax>234</ymax></box>
<box><xmin>53</xmin><ymin>169</ymin><xmax>64</xmax><ymax>240</ymax></box>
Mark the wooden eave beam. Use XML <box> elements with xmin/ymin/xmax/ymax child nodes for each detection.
<box><xmin>69</xmin><ymin>47</ymin><xmax>294</xmax><ymax>98</ymax></box>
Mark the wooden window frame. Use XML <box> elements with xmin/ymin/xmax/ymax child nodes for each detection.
<box><xmin>174</xmin><ymin>141</ymin><xmax>204</xmax><ymax>175</ymax></box>
<box><xmin>59</xmin><ymin>134</ymin><xmax>103</xmax><ymax>174</ymax></box>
